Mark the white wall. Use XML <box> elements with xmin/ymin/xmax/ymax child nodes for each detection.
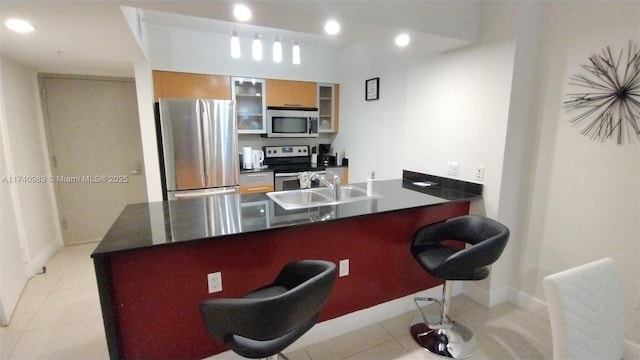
<box><xmin>513</xmin><ymin>1</ymin><xmax>640</xmax><ymax>344</ymax></box>
<box><xmin>335</xmin><ymin>0</ymin><xmax>640</xmax><ymax>348</ymax></box>
<box><xmin>148</xmin><ymin>25</ymin><xmax>339</xmax><ymax>83</ymax></box>
<box><xmin>334</xmin><ymin>2</ymin><xmax>524</xmax><ymax>307</ymax></box>
<box><xmin>0</xmin><ymin>56</ymin><xmax>63</xmax><ymax>322</ymax></box>
<box><xmin>136</xmin><ymin>25</ymin><xmax>345</xmax><ymax>200</ymax></box>
<box><xmin>0</xmin><ymin>67</ymin><xmax>28</xmax><ymax>324</ymax></box>
<box><xmin>331</xmin><ymin>41</ymin><xmax>409</xmax><ymax>182</ymax></box>
<box><xmin>133</xmin><ymin>61</ymin><xmax>163</xmax><ymax>202</ymax></box>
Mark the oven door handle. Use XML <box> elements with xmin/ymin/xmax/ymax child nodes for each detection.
<box><xmin>275</xmin><ymin>172</ymin><xmax>303</xmax><ymax>177</ymax></box>
<box><xmin>275</xmin><ymin>171</ymin><xmax>327</xmax><ymax>178</ymax></box>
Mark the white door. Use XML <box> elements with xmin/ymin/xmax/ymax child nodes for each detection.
<box><xmin>43</xmin><ymin>76</ymin><xmax>147</xmax><ymax>245</ymax></box>
<box><xmin>0</xmin><ymin>115</ymin><xmax>28</xmax><ymax>325</ymax></box>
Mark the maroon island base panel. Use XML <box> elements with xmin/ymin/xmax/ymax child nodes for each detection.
<box><xmin>106</xmin><ymin>202</ymin><xmax>469</xmax><ymax>359</ymax></box>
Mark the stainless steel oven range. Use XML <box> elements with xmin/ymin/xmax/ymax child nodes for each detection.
<box><xmin>263</xmin><ymin>145</ymin><xmax>326</xmax><ymax>191</ymax></box>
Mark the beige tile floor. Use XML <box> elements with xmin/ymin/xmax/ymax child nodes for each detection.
<box><xmin>1</xmin><ymin>242</ymin><xmax>106</xmax><ymax>360</ymax></box>
<box><xmin>281</xmin><ymin>295</ymin><xmax>552</xmax><ymax>360</ymax></box>
<box><xmin>2</xmin><ymin>243</ymin><xmax>553</xmax><ymax>360</ymax></box>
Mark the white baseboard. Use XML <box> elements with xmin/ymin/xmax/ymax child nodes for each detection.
<box><xmin>207</xmin><ymin>287</ymin><xmax>640</xmax><ymax>360</ymax></box>
<box><xmin>463</xmin><ymin>282</ymin><xmax>489</xmax><ymax>307</ymax></box>
<box><xmin>507</xmin><ymin>288</ymin><xmax>549</xmax><ymax>321</ymax></box>
<box><xmin>26</xmin><ymin>236</ymin><xmax>62</xmax><ymax>277</ymax></box>
<box><xmin>463</xmin><ymin>282</ymin><xmax>510</xmax><ymax>308</ymax></box>
<box><xmin>624</xmin><ymin>339</ymin><xmax>640</xmax><ymax>360</ymax></box>
<box><xmin>287</xmin><ymin>285</ymin><xmax>451</xmax><ymax>352</ymax></box>
<box><xmin>207</xmin><ymin>285</ymin><xmax>455</xmax><ymax>360</ymax></box>
<box><xmin>68</xmin><ymin>238</ymin><xmax>101</xmax><ymax>245</ymax></box>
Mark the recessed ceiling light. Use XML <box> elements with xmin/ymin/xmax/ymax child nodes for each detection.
<box><xmin>233</xmin><ymin>4</ymin><xmax>252</xmax><ymax>22</ymax></box>
<box><xmin>324</xmin><ymin>20</ymin><xmax>340</xmax><ymax>35</ymax></box>
<box><xmin>395</xmin><ymin>33</ymin><xmax>410</xmax><ymax>47</ymax></box>
<box><xmin>5</xmin><ymin>18</ymin><xmax>35</xmax><ymax>33</ymax></box>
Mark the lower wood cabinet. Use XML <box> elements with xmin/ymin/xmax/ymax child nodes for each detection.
<box><xmin>239</xmin><ymin>171</ymin><xmax>274</xmax><ymax>194</ymax></box>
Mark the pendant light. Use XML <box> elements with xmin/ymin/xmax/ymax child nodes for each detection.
<box><xmin>230</xmin><ymin>30</ymin><xmax>241</xmax><ymax>58</ymax></box>
<box><xmin>252</xmin><ymin>33</ymin><xmax>263</xmax><ymax>61</ymax></box>
<box><xmin>292</xmin><ymin>40</ymin><xmax>301</xmax><ymax>65</ymax></box>
<box><xmin>273</xmin><ymin>36</ymin><xmax>283</xmax><ymax>63</ymax></box>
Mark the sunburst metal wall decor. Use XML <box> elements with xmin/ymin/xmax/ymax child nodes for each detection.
<box><xmin>564</xmin><ymin>41</ymin><xmax>640</xmax><ymax>144</ymax></box>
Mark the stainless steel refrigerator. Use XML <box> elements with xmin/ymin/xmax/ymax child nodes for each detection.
<box><xmin>159</xmin><ymin>99</ymin><xmax>238</xmax><ymax>200</ymax></box>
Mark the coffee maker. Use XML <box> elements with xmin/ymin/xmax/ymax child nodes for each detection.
<box><xmin>318</xmin><ymin>144</ymin><xmax>336</xmax><ymax>166</ymax></box>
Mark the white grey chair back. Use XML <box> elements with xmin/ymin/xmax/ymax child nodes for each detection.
<box><xmin>543</xmin><ymin>257</ymin><xmax>625</xmax><ymax>360</ymax></box>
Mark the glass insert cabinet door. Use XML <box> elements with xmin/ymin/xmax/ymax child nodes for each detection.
<box><xmin>232</xmin><ymin>77</ymin><xmax>266</xmax><ymax>134</ymax></box>
<box><xmin>318</xmin><ymin>83</ymin><xmax>336</xmax><ymax>132</ymax></box>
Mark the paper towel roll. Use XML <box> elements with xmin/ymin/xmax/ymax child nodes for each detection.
<box><xmin>242</xmin><ymin>147</ymin><xmax>253</xmax><ymax>169</ymax></box>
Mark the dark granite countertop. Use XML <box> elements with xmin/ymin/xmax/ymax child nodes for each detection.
<box><xmin>92</xmin><ymin>173</ymin><xmax>481</xmax><ymax>257</ymax></box>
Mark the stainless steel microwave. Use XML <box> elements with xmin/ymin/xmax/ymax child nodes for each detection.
<box><xmin>266</xmin><ymin>107</ymin><xmax>319</xmax><ymax>138</ymax></box>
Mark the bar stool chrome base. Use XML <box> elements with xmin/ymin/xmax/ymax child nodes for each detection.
<box><xmin>409</xmin><ymin>317</ymin><xmax>477</xmax><ymax>359</ymax></box>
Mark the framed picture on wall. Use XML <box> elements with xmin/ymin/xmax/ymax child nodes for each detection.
<box><xmin>365</xmin><ymin>77</ymin><xmax>379</xmax><ymax>101</ymax></box>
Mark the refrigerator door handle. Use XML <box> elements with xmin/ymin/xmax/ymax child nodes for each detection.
<box><xmin>172</xmin><ymin>187</ymin><xmax>238</xmax><ymax>199</ymax></box>
<box><xmin>195</xmin><ymin>99</ymin><xmax>207</xmax><ymax>186</ymax></box>
<box><xmin>201</xmin><ymin>99</ymin><xmax>212</xmax><ymax>186</ymax></box>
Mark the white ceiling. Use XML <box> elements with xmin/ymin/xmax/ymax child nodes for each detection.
<box><xmin>0</xmin><ymin>0</ymin><xmax>480</xmax><ymax>77</ymax></box>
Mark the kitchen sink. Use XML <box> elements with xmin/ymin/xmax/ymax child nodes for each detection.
<box><xmin>267</xmin><ymin>186</ymin><xmax>381</xmax><ymax>210</ymax></box>
<box><xmin>310</xmin><ymin>185</ymin><xmax>367</xmax><ymax>200</ymax></box>
<box><xmin>269</xmin><ymin>189</ymin><xmax>332</xmax><ymax>208</ymax></box>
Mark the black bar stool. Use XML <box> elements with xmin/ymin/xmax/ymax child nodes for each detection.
<box><xmin>200</xmin><ymin>260</ymin><xmax>337</xmax><ymax>360</ymax></box>
<box><xmin>410</xmin><ymin>215</ymin><xmax>509</xmax><ymax>359</ymax></box>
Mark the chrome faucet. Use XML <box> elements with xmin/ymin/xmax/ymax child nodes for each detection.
<box><xmin>310</xmin><ymin>171</ymin><xmax>341</xmax><ymax>201</ymax></box>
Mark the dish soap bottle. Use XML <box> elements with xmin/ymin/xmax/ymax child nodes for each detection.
<box><xmin>367</xmin><ymin>172</ymin><xmax>376</xmax><ymax>196</ymax></box>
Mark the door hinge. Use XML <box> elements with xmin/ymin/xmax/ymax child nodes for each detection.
<box><xmin>42</xmin><ymin>87</ymin><xmax>47</xmax><ymax>100</ymax></box>
<box><xmin>61</xmin><ymin>219</ymin><xmax>67</xmax><ymax>230</ymax></box>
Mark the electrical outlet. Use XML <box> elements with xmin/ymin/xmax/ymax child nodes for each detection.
<box><xmin>207</xmin><ymin>272</ymin><xmax>222</xmax><ymax>293</ymax></box>
<box><xmin>447</xmin><ymin>161</ymin><xmax>459</xmax><ymax>177</ymax></box>
<box><xmin>474</xmin><ymin>166</ymin><xmax>485</xmax><ymax>181</ymax></box>
<box><xmin>339</xmin><ymin>259</ymin><xmax>349</xmax><ymax>277</ymax></box>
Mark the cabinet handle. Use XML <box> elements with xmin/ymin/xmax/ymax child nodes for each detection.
<box><xmin>247</xmin><ymin>173</ymin><xmax>269</xmax><ymax>178</ymax></box>
<box><xmin>283</xmin><ymin>103</ymin><xmax>301</xmax><ymax>107</ymax></box>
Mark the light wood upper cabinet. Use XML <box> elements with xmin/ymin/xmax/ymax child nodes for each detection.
<box><xmin>265</xmin><ymin>79</ymin><xmax>317</xmax><ymax>108</ymax></box>
<box><xmin>153</xmin><ymin>71</ymin><xmax>231</xmax><ymax>101</ymax></box>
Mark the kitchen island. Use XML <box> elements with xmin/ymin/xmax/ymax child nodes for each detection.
<box><xmin>92</xmin><ymin>171</ymin><xmax>481</xmax><ymax>360</ymax></box>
